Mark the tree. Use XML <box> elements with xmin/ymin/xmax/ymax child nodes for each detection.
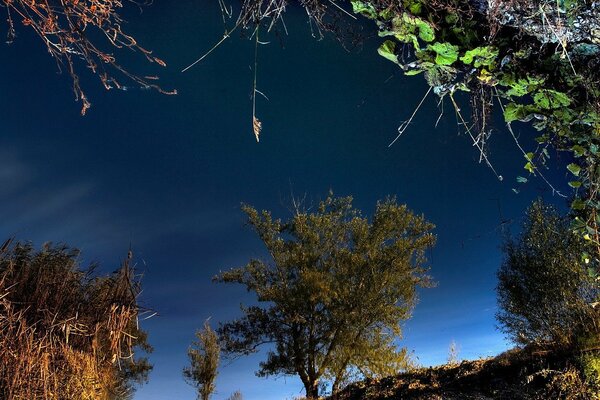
<box><xmin>496</xmin><ymin>200</ymin><xmax>599</xmax><ymax>347</ymax></box>
<box><xmin>2</xmin><ymin>0</ymin><xmax>174</xmax><ymax>114</ymax></box>
<box><xmin>0</xmin><ymin>239</ymin><xmax>151</xmax><ymax>399</ymax></box>
<box><xmin>184</xmin><ymin>320</ymin><xmax>220</xmax><ymax>400</ymax></box>
<box><xmin>216</xmin><ymin>194</ymin><xmax>435</xmax><ymax>398</ymax></box>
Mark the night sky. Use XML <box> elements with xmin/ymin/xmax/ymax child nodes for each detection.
<box><xmin>0</xmin><ymin>1</ymin><xmax>572</xmax><ymax>399</ymax></box>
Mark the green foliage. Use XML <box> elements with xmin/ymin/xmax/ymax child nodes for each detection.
<box><xmin>427</xmin><ymin>42</ymin><xmax>459</xmax><ymax>66</ymax></box>
<box><xmin>496</xmin><ymin>200</ymin><xmax>599</xmax><ymax>346</ymax></box>
<box><xmin>378</xmin><ymin>13</ymin><xmax>435</xmax><ymax>49</ymax></box>
<box><xmin>350</xmin><ymin>0</ymin><xmax>377</xmax><ymax>19</ymax></box>
<box><xmin>533</xmin><ymin>89</ymin><xmax>572</xmax><ymax>109</ymax></box>
<box><xmin>184</xmin><ymin>321</ymin><xmax>220</xmax><ymax>400</ymax></box>
<box><xmin>216</xmin><ymin>194</ymin><xmax>435</xmax><ymax>398</ymax></box>
<box><xmin>460</xmin><ymin>46</ymin><xmax>498</xmax><ymax>69</ymax></box>
<box><xmin>350</xmin><ymin>0</ymin><xmax>600</xmax><ymax>254</ymax></box>
<box><xmin>581</xmin><ymin>352</ymin><xmax>600</xmax><ymax>387</ymax></box>
<box><xmin>377</xmin><ymin>40</ymin><xmax>398</xmax><ymax>64</ymax></box>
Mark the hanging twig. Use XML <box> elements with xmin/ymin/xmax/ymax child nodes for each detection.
<box><xmin>182</xmin><ymin>24</ymin><xmax>240</xmax><ymax>73</ymax></box>
<box><xmin>494</xmin><ymin>88</ymin><xmax>566</xmax><ymax>197</ymax></box>
<box><xmin>252</xmin><ymin>27</ymin><xmax>262</xmax><ymax>142</ymax></box>
<box><xmin>389</xmin><ymin>87</ymin><xmax>432</xmax><ymax>147</ymax></box>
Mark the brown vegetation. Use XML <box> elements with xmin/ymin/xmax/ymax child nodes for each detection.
<box><xmin>1</xmin><ymin>0</ymin><xmax>175</xmax><ymax>114</ymax></box>
<box><xmin>331</xmin><ymin>345</ymin><xmax>599</xmax><ymax>400</ymax></box>
<box><xmin>0</xmin><ymin>239</ymin><xmax>151</xmax><ymax>400</ymax></box>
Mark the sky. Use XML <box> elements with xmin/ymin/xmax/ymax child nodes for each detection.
<box><xmin>0</xmin><ymin>1</ymin><xmax>574</xmax><ymax>399</ymax></box>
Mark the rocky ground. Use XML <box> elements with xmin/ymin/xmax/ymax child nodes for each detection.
<box><xmin>330</xmin><ymin>346</ymin><xmax>598</xmax><ymax>400</ymax></box>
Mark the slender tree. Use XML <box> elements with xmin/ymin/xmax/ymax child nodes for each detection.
<box><xmin>216</xmin><ymin>194</ymin><xmax>435</xmax><ymax>398</ymax></box>
<box><xmin>184</xmin><ymin>320</ymin><xmax>220</xmax><ymax>400</ymax></box>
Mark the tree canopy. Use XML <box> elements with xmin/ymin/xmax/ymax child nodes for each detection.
<box><xmin>216</xmin><ymin>194</ymin><xmax>435</xmax><ymax>398</ymax></box>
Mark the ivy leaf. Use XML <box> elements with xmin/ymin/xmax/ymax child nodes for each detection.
<box><xmin>504</xmin><ymin>103</ymin><xmax>536</xmax><ymax>123</ymax></box>
<box><xmin>568</xmin><ymin>181</ymin><xmax>582</xmax><ymax>188</ymax></box>
<box><xmin>427</xmin><ymin>42</ymin><xmax>459</xmax><ymax>66</ymax></box>
<box><xmin>533</xmin><ymin>89</ymin><xmax>572</xmax><ymax>109</ymax></box>
<box><xmin>567</xmin><ymin>163</ymin><xmax>581</xmax><ymax>176</ymax></box>
<box><xmin>350</xmin><ymin>0</ymin><xmax>377</xmax><ymax>18</ymax></box>
<box><xmin>524</xmin><ymin>152</ymin><xmax>534</xmax><ymax>161</ymax></box>
<box><xmin>415</xmin><ymin>19</ymin><xmax>435</xmax><ymax>42</ymax></box>
<box><xmin>571</xmin><ymin>145</ymin><xmax>585</xmax><ymax>157</ymax></box>
<box><xmin>404</xmin><ymin>69</ymin><xmax>424</xmax><ymax>76</ymax></box>
<box><xmin>377</xmin><ymin>40</ymin><xmax>398</xmax><ymax>63</ymax></box>
<box><xmin>524</xmin><ymin>162</ymin><xmax>535</xmax><ymax>174</ymax></box>
<box><xmin>571</xmin><ymin>198</ymin><xmax>585</xmax><ymax>210</ymax></box>
<box><xmin>460</xmin><ymin>46</ymin><xmax>498</xmax><ymax>68</ymax></box>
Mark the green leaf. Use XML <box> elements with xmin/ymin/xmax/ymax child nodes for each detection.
<box><xmin>533</xmin><ymin>89</ymin><xmax>572</xmax><ymax>109</ymax></box>
<box><xmin>388</xmin><ymin>14</ymin><xmax>434</xmax><ymax>47</ymax></box>
<box><xmin>571</xmin><ymin>145</ymin><xmax>585</xmax><ymax>157</ymax></box>
<box><xmin>402</xmin><ymin>0</ymin><xmax>423</xmax><ymax>14</ymax></box>
<box><xmin>427</xmin><ymin>42</ymin><xmax>459</xmax><ymax>66</ymax></box>
<box><xmin>459</xmin><ymin>46</ymin><xmax>498</xmax><ymax>68</ymax></box>
<box><xmin>567</xmin><ymin>163</ymin><xmax>581</xmax><ymax>176</ymax></box>
<box><xmin>571</xmin><ymin>198</ymin><xmax>586</xmax><ymax>210</ymax></box>
<box><xmin>504</xmin><ymin>103</ymin><xmax>536</xmax><ymax>123</ymax></box>
<box><xmin>350</xmin><ymin>0</ymin><xmax>377</xmax><ymax>18</ymax></box>
<box><xmin>415</xmin><ymin>19</ymin><xmax>435</xmax><ymax>42</ymax></box>
<box><xmin>568</xmin><ymin>181</ymin><xmax>582</xmax><ymax>188</ymax></box>
<box><xmin>404</xmin><ymin>69</ymin><xmax>423</xmax><ymax>76</ymax></box>
<box><xmin>524</xmin><ymin>162</ymin><xmax>535</xmax><ymax>174</ymax></box>
<box><xmin>377</xmin><ymin>40</ymin><xmax>398</xmax><ymax>63</ymax></box>
<box><xmin>524</xmin><ymin>152</ymin><xmax>534</xmax><ymax>161</ymax></box>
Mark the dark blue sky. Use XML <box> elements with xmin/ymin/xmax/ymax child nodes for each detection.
<box><xmin>0</xmin><ymin>1</ymin><xmax>572</xmax><ymax>399</ymax></box>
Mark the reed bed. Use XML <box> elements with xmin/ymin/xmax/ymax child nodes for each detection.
<box><xmin>0</xmin><ymin>240</ymin><xmax>151</xmax><ymax>400</ymax></box>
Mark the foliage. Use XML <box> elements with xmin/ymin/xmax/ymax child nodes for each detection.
<box><xmin>496</xmin><ymin>200</ymin><xmax>599</xmax><ymax>347</ymax></box>
<box><xmin>225</xmin><ymin>0</ymin><xmax>600</xmax><ymax>266</ymax></box>
<box><xmin>0</xmin><ymin>239</ymin><xmax>151</xmax><ymax>400</ymax></box>
<box><xmin>345</xmin><ymin>0</ymin><xmax>600</xmax><ymax>274</ymax></box>
<box><xmin>226</xmin><ymin>390</ymin><xmax>243</xmax><ymax>400</ymax></box>
<box><xmin>227</xmin><ymin>390</ymin><xmax>244</xmax><ymax>400</ymax></box>
<box><xmin>215</xmin><ymin>194</ymin><xmax>435</xmax><ymax>398</ymax></box>
<box><xmin>2</xmin><ymin>0</ymin><xmax>175</xmax><ymax>114</ymax></box>
<box><xmin>184</xmin><ymin>320</ymin><xmax>221</xmax><ymax>400</ymax></box>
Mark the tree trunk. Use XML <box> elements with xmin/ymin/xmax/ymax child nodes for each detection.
<box><xmin>303</xmin><ymin>379</ymin><xmax>320</xmax><ymax>399</ymax></box>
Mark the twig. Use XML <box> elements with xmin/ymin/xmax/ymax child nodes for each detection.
<box><xmin>389</xmin><ymin>86</ymin><xmax>432</xmax><ymax>147</ymax></box>
<box><xmin>252</xmin><ymin>27</ymin><xmax>262</xmax><ymax>142</ymax></box>
<box><xmin>328</xmin><ymin>0</ymin><xmax>357</xmax><ymax>20</ymax></box>
<box><xmin>494</xmin><ymin>88</ymin><xmax>566</xmax><ymax>197</ymax></box>
<box><xmin>181</xmin><ymin>24</ymin><xmax>239</xmax><ymax>73</ymax></box>
<box><xmin>449</xmin><ymin>92</ymin><xmax>503</xmax><ymax>181</ymax></box>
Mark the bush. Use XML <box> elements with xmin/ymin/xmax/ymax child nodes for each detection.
<box><xmin>496</xmin><ymin>200</ymin><xmax>599</xmax><ymax>346</ymax></box>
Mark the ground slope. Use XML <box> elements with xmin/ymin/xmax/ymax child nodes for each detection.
<box><xmin>332</xmin><ymin>347</ymin><xmax>598</xmax><ymax>400</ymax></box>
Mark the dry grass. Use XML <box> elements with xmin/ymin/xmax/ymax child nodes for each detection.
<box><xmin>0</xmin><ymin>240</ymin><xmax>150</xmax><ymax>400</ymax></box>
